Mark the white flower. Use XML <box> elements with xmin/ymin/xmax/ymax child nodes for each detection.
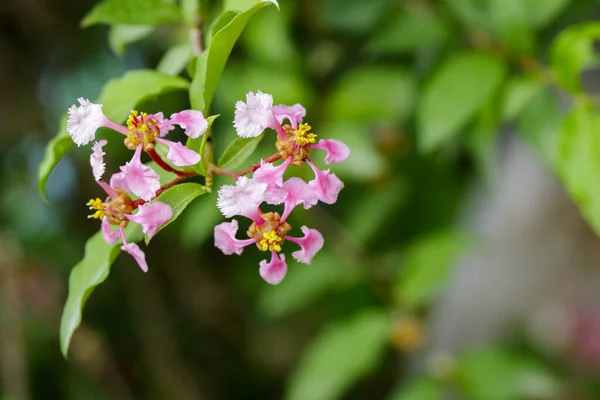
<box><xmin>233</xmin><ymin>90</ymin><xmax>275</xmax><ymax>138</ymax></box>
<box><xmin>66</xmin><ymin>98</ymin><xmax>106</xmax><ymax>146</ymax></box>
<box><xmin>90</xmin><ymin>139</ymin><xmax>107</xmax><ymax>181</ymax></box>
<box><xmin>217</xmin><ymin>176</ymin><xmax>267</xmax><ymax>219</ymax></box>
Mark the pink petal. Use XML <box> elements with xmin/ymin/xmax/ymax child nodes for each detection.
<box><xmin>101</xmin><ymin>218</ymin><xmax>120</xmax><ymax>244</ymax></box>
<box><xmin>155</xmin><ymin>137</ymin><xmax>201</xmax><ymax>166</ymax></box>
<box><xmin>119</xmin><ymin>146</ymin><xmax>160</xmax><ymax>201</ymax></box>
<box><xmin>233</xmin><ymin>90</ymin><xmax>284</xmax><ymax>138</ymax></box>
<box><xmin>272</xmin><ymin>103</ymin><xmax>306</xmax><ymax>129</ymax></box>
<box><xmin>280</xmin><ymin>177</ymin><xmax>317</xmax><ymax>221</ymax></box>
<box><xmin>109</xmin><ymin>172</ymin><xmax>130</xmax><ymax>194</ymax></box>
<box><xmin>286</xmin><ymin>226</ymin><xmax>324</xmax><ymax>264</ymax></box>
<box><xmin>253</xmin><ymin>157</ymin><xmax>292</xmax><ymax>205</ymax></box>
<box><xmin>90</xmin><ymin>139</ymin><xmax>108</xmax><ymax>180</ymax></box>
<box><xmin>307</xmin><ymin>160</ymin><xmax>344</xmax><ymax>204</ymax></box>
<box><xmin>169</xmin><ymin>110</ymin><xmax>208</xmax><ymax>139</ymax></box>
<box><xmin>312</xmin><ymin>139</ymin><xmax>350</xmax><ymax>164</ymax></box>
<box><xmin>126</xmin><ymin>201</ymin><xmax>173</xmax><ymax>239</ymax></box>
<box><xmin>259</xmin><ymin>252</ymin><xmax>287</xmax><ymax>285</ymax></box>
<box><xmin>216</xmin><ymin>176</ymin><xmax>267</xmax><ymax>223</ymax></box>
<box><xmin>214</xmin><ymin>220</ymin><xmax>256</xmax><ymax>255</ymax></box>
<box><xmin>116</xmin><ymin>227</ymin><xmax>148</xmax><ymax>272</ymax></box>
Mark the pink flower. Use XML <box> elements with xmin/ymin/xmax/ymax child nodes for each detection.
<box><xmin>259</xmin><ymin>252</ymin><xmax>287</xmax><ymax>285</ymax></box>
<box><xmin>217</xmin><ymin>176</ymin><xmax>266</xmax><ymax>222</ymax></box>
<box><xmin>126</xmin><ymin>201</ymin><xmax>173</xmax><ymax>238</ymax></box>
<box><xmin>118</xmin><ymin>146</ymin><xmax>160</xmax><ymax>201</ymax></box>
<box><xmin>307</xmin><ymin>160</ymin><xmax>344</xmax><ymax>204</ymax></box>
<box><xmin>90</xmin><ymin>139</ymin><xmax>107</xmax><ymax>180</ymax></box>
<box><xmin>234</xmin><ymin>90</ymin><xmax>285</xmax><ymax>138</ymax></box>
<box><xmin>272</xmin><ymin>104</ymin><xmax>306</xmax><ymax>129</ymax></box>
<box><xmin>253</xmin><ymin>157</ymin><xmax>292</xmax><ymax>204</ymax></box>
<box><xmin>168</xmin><ymin>110</ymin><xmax>208</xmax><ymax>139</ymax></box>
<box><xmin>67</xmin><ymin>98</ymin><xmax>128</xmax><ymax>146</ymax></box>
<box><xmin>214</xmin><ymin>220</ymin><xmax>256</xmax><ymax>255</ymax></box>
<box><xmin>312</xmin><ymin>139</ymin><xmax>350</xmax><ymax>164</ymax></box>
<box><xmin>155</xmin><ymin>138</ymin><xmax>201</xmax><ymax>166</ymax></box>
<box><xmin>101</xmin><ymin>218</ymin><xmax>120</xmax><ymax>244</ymax></box>
<box><xmin>286</xmin><ymin>226</ymin><xmax>324</xmax><ymax>264</ymax></box>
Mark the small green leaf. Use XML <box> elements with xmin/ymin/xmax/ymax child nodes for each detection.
<box><xmin>387</xmin><ymin>379</ymin><xmax>442</xmax><ymax>400</ymax></box>
<box><xmin>108</xmin><ymin>25</ymin><xmax>154</xmax><ymax>55</ymax></box>
<box><xmin>550</xmin><ymin>22</ymin><xmax>600</xmax><ymax>93</ymax></box>
<box><xmin>556</xmin><ymin>103</ymin><xmax>600</xmax><ymax>235</ymax></box>
<box><xmin>38</xmin><ymin>70</ymin><xmax>189</xmax><ymax>199</ymax></box>
<box><xmin>157</xmin><ymin>43</ymin><xmax>193</xmax><ymax>76</ymax></box>
<box><xmin>217</xmin><ymin>134</ymin><xmax>264</xmax><ymax>171</ymax></box>
<box><xmin>181</xmin><ymin>0</ymin><xmax>200</xmax><ymax>26</ymax></box>
<box><xmin>60</xmin><ymin>181</ymin><xmax>205</xmax><ymax>357</ymax></box>
<box><xmin>395</xmin><ymin>231</ymin><xmax>470</xmax><ymax>310</ymax></box>
<box><xmin>82</xmin><ymin>0</ymin><xmax>181</xmax><ymax>27</ymax></box>
<box><xmin>501</xmin><ymin>77</ymin><xmax>543</xmax><ymax>122</ymax></box>
<box><xmin>60</xmin><ymin>224</ymin><xmax>143</xmax><ymax>358</ymax></box>
<box><xmin>186</xmin><ymin>114</ymin><xmax>219</xmax><ymax>176</ymax></box>
<box><xmin>146</xmin><ymin>182</ymin><xmax>207</xmax><ymax>244</ymax></box>
<box><xmin>189</xmin><ymin>1</ymin><xmax>275</xmax><ymax>112</ymax></box>
<box><xmin>207</xmin><ymin>11</ymin><xmax>238</xmax><ymax>46</ymax></box>
<box><xmin>286</xmin><ymin>310</ymin><xmax>391</xmax><ymax>400</ymax></box>
<box><xmin>458</xmin><ymin>347</ymin><xmax>563</xmax><ymax>400</ymax></box>
<box><xmin>418</xmin><ymin>52</ymin><xmax>506</xmax><ymax>152</ymax></box>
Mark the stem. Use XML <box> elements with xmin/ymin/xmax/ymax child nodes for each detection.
<box><xmin>132</xmin><ymin>171</ymin><xmax>196</xmax><ymax>208</ymax></box>
<box><xmin>189</xmin><ymin>27</ymin><xmax>203</xmax><ymax>55</ymax></box>
<box><xmin>146</xmin><ymin>148</ymin><xmax>189</xmax><ymax>177</ymax></box>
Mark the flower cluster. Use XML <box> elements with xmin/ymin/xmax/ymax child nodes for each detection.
<box><xmin>214</xmin><ymin>91</ymin><xmax>350</xmax><ymax>285</ymax></box>
<box><xmin>66</xmin><ymin>98</ymin><xmax>209</xmax><ymax>271</ymax></box>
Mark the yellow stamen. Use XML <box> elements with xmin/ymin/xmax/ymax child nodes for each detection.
<box><xmin>258</xmin><ymin>231</ymin><xmax>284</xmax><ymax>252</ymax></box>
<box><xmin>87</xmin><ymin>198</ymin><xmax>105</xmax><ymax>219</ymax></box>
<box><xmin>293</xmin><ymin>123</ymin><xmax>316</xmax><ymax>145</ymax></box>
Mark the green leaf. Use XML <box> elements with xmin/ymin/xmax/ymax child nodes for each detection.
<box><xmin>146</xmin><ymin>182</ymin><xmax>207</xmax><ymax>243</ymax></box>
<box><xmin>181</xmin><ymin>0</ymin><xmax>200</xmax><ymax>26</ymax></box>
<box><xmin>418</xmin><ymin>52</ymin><xmax>506</xmax><ymax>152</ymax></box>
<box><xmin>387</xmin><ymin>379</ymin><xmax>442</xmax><ymax>400</ymax></box>
<box><xmin>556</xmin><ymin>102</ymin><xmax>600</xmax><ymax>235</ymax></box>
<box><xmin>366</xmin><ymin>9</ymin><xmax>447</xmax><ymax>55</ymax></box>
<box><xmin>395</xmin><ymin>231</ymin><xmax>470</xmax><ymax>309</ymax></box>
<box><xmin>217</xmin><ymin>134</ymin><xmax>264</xmax><ymax>171</ymax></box>
<box><xmin>81</xmin><ymin>0</ymin><xmax>181</xmax><ymax>27</ymax></box>
<box><xmin>327</xmin><ymin>67</ymin><xmax>416</xmax><ymax>123</ymax></box>
<box><xmin>286</xmin><ymin>310</ymin><xmax>391</xmax><ymax>400</ymax></box>
<box><xmin>457</xmin><ymin>347</ymin><xmax>563</xmax><ymax>400</ymax></box>
<box><xmin>186</xmin><ymin>114</ymin><xmax>219</xmax><ymax>176</ymax></box>
<box><xmin>189</xmin><ymin>1</ymin><xmax>275</xmax><ymax>112</ymax></box>
<box><xmin>157</xmin><ymin>43</ymin><xmax>193</xmax><ymax>76</ymax></box>
<box><xmin>523</xmin><ymin>0</ymin><xmax>570</xmax><ymax>28</ymax></box>
<box><xmin>258</xmin><ymin>251</ymin><xmax>362</xmax><ymax>319</ymax></box>
<box><xmin>38</xmin><ymin>70</ymin><xmax>189</xmax><ymax>199</ymax></box>
<box><xmin>550</xmin><ymin>22</ymin><xmax>600</xmax><ymax>93</ymax></box>
<box><xmin>60</xmin><ymin>224</ymin><xmax>144</xmax><ymax>358</ymax></box>
<box><xmin>108</xmin><ymin>25</ymin><xmax>154</xmax><ymax>55</ymax></box>
<box><xmin>501</xmin><ymin>77</ymin><xmax>543</xmax><ymax>122</ymax></box>
<box><xmin>60</xmin><ymin>182</ymin><xmax>205</xmax><ymax>357</ymax></box>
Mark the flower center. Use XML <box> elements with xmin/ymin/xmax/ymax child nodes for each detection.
<box><xmin>87</xmin><ymin>192</ymin><xmax>134</xmax><ymax>227</ymax></box>
<box><xmin>247</xmin><ymin>211</ymin><xmax>292</xmax><ymax>252</ymax></box>
<box><xmin>258</xmin><ymin>231</ymin><xmax>284</xmax><ymax>252</ymax></box>
<box><xmin>125</xmin><ymin>110</ymin><xmax>161</xmax><ymax>150</ymax></box>
<box><xmin>293</xmin><ymin>124</ymin><xmax>316</xmax><ymax>145</ymax></box>
<box><xmin>276</xmin><ymin>124</ymin><xmax>314</xmax><ymax>164</ymax></box>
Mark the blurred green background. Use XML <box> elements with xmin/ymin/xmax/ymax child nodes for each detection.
<box><xmin>4</xmin><ymin>0</ymin><xmax>600</xmax><ymax>398</ymax></box>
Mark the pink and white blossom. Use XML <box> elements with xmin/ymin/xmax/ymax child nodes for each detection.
<box><xmin>253</xmin><ymin>157</ymin><xmax>292</xmax><ymax>204</ymax></box>
<box><xmin>214</xmin><ymin>220</ymin><xmax>256</xmax><ymax>255</ymax></box>
<box><xmin>312</xmin><ymin>139</ymin><xmax>350</xmax><ymax>164</ymax></box>
<box><xmin>90</xmin><ymin>140</ymin><xmax>107</xmax><ymax>180</ymax></box>
<box><xmin>126</xmin><ymin>201</ymin><xmax>173</xmax><ymax>238</ymax></box>
<box><xmin>286</xmin><ymin>226</ymin><xmax>324</xmax><ymax>264</ymax></box>
<box><xmin>168</xmin><ymin>110</ymin><xmax>208</xmax><ymax>139</ymax></box>
<box><xmin>307</xmin><ymin>160</ymin><xmax>344</xmax><ymax>204</ymax></box>
<box><xmin>118</xmin><ymin>146</ymin><xmax>160</xmax><ymax>201</ymax></box>
<box><xmin>234</xmin><ymin>90</ymin><xmax>280</xmax><ymax>138</ymax></box>
<box><xmin>259</xmin><ymin>252</ymin><xmax>287</xmax><ymax>285</ymax></box>
<box><xmin>280</xmin><ymin>177</ymin><xmax>317</xmax><ymax>221</ymax></box>
<box><xmin>272</xmin><ymin>104</ymin><xmax>306</xmax><ymax>129</ymax></box>
<box><xmin>217</xmin><ymin>176</ymin><xmax>266</xmax><ymax>222</ymax></box>
<box><xmin>155</xmin><ymin>138</ymin><xmax>201</xmax><ymax>166</ymax></box>
<box><xmin>67</xmin><ymin>98</ymin><xmax>127</xmax><ymax>146</ymax></box>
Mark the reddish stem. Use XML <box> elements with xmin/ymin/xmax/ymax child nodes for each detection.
<box><xmin>132</xmin><ymin>171</ymin><xmax>195</xmax><ymax>208</ymax></box>
<box><xmin>210</xmin><ymin>152</ymin><xmax>283</xmax><ymax>180</ymax></box>
<box><xmin>146</xmin><ymin>148</ymin><xmax>188</xmax><ymax>177</ymax></box>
